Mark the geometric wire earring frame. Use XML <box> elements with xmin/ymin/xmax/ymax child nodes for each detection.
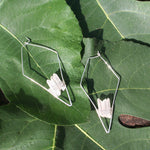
<box><xmin>21</xmin><ymin>37</ymin><xmax>72</xmax><ymax>107</ymax></box>
<box><xmin>80</xmin><ymin>51</ymin><xmax>120</xmax><ymax>133</ymax></box>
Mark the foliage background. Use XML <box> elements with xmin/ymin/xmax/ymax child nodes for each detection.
<box><xmin>0</xmin><ymin>0</ymin><xmax>150</xmax><ymax>149</ymax></box>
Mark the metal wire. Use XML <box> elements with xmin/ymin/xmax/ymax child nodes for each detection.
<box><xmin>80</xmin><ymin>51</ymin><xmax>120</xmax><ymax>133</ymax></box>
<box><xmin>21</xmin><ymin>37</ymin><xmax>72</xmax><ymax>107</ymax></box>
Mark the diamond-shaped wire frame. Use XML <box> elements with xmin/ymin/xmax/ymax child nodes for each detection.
<box><xmin>80</xmin><ymin>51</ymin><xmax>120</xmax><ymax>133</ymax></box>
<box><xmin>21</xmin><ymin>38</ymin><xmax>72</xmax><ymax>107</ymax></box>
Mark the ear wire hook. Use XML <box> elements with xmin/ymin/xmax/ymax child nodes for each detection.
<box><xmin>80</xmin><ymin>51</ymin><xmax>120</xmax><ymax>133</ymax></box>
<box><xmin>21</xmin><ymin>38</ymin><xmax>72</xmax><ymax>107</ymax></box>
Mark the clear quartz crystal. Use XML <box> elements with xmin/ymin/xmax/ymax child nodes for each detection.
<box><xmin>96</xmin><ymin>98</ymin><xmax>113</xmax><ymax>119</ymax></box>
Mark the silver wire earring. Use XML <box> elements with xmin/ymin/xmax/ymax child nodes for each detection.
<box><xmin>80</xmin><ymin>51</ymin><xmax>120</xmax><ymax>133</ymax></box>
<box><xmin>21</xmin><ymin>38</ymin><xmax>72</xmax><ymax>107</ymax></box>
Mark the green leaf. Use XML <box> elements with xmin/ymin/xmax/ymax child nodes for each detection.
<box><xmin>67</xmin><ymin>112</ymin><xmax>150</xmax><ymax>150</ymax></box>
<box><xmin>67</xmin><ymin>38</ymin><xmax>150</xmax><ymax>150</ymax></box>
<box><xmin>80</xmin><ymin>0</ymin><xmax>150</xmax><ymax>42</ymax></box>
<box><xmin>0</xmin><ymin>0</ymin><xmax>90</xmax><ymax>125</ymax></box>
<box><xmin>83</xmin><ymin>37</ymin><xmax>150</xmax><ymax>120</ymax></box>
<box><xmin>0</xmin><ymin>104</ymin><xmax>55</xmax><ymax>150</ymax></box>
<box><xmin>64</xmin><ymin>125</ymin><xmax>101</xmax><ymax>150</ymax></box>
<box><xmin>102</xmin><ymin>40</ymin><xmax>150</xmax><ymax>120</ymax></box>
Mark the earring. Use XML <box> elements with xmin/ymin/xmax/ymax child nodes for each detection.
<box><xmin>21</xmin><ymin>37</ymin><xmax>72</xmax><ymax>107</ymax></box>
<box><xmin>80</xmin><ymin>51</ymin><xmax>120</xmax><ymax>133</ymax></box>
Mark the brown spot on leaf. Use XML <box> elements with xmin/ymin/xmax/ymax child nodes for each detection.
<box><xmin>118</xmin><ymin>114</ymin><xmax>150</xmax><ymax>128</ymax></box>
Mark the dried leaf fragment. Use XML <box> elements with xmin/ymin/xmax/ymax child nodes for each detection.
<box><xmin>119</xmin><ymin>114</ymin><xmax>150</xmax><ymax>128</ymax></box>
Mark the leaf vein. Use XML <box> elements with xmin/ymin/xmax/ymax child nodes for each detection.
<box><xmin>96</xmin><ymin>0</ymin><xmax>124</xmax><ymax>39</ymax></box>
<box><xmin>108</xmin><ymin>10</ymin><xmax>150</xmax><ymax>18</ymax></box>
<box><xmin>52</xmin><ymin>125</ymin><xmax>57</xmax><ymax>150</ymax></box>
<box><xmin>90</xmin><ymin>87</ymin><xmax>150</xmax><ymax>95</ymax></box>
<box><xmin>113</xmin><ymin>138</ymin><xmax>150</xmax><ymax>150</ymax></box>
<box><xmin>75</xmin><ymin>124</ymin><xmax>106</xmax><ymax>150</ymax></box>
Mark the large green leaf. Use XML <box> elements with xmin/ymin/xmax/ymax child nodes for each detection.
<box><xmin>1</xmin><ymin>1</ymin><xmax>150</xmax><ymax>149</ymax></box>
<box><xmin>65</xmin><ymin>38</ymin><xmax>150</xmax><ymax>150</ymax></box>
<box><xmin>80</xmin><ymin>0</ymin><xmax>150</xmax><ymax>42</ymax></box>
<box><xmin>64</xmin><ymin>124</ymin><xmax>102</xmax><ymax>150</ymax></box>
<box><xmin>82</xmin><ymin>38</ymin><xmax>150</xmax><ymax>120</ymax></box>
<box><xmin>64</xmin><ymin>113</ymin><xmax>150</xmax><ymax>150</ymax></box>
<box><xmin>0</xmin><ymin>0</ymin><xmax>90</xmax><ymax>125</ymax></box>
<box><xmin>0</xmin><ymin>104</ymin><xmax>55</xmax><ymax>150</ymax></box>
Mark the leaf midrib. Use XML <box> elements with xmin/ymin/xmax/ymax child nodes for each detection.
<box><xmin>0</xmin><ymin>24</ymin><xmax>23</xmax><ymax>46</ymax></box>
<box><xmin>52</xmin><ymin>125</ymin><xmax>57</xmax><ymax>150</ymax></box>
<box><xmin>95</xmin><ymin>0</ymin><xmax>124</xmax><ymax>39</ymax></box>
<box><xmin>75</xmin><ymin>124</ymin><xmax>106</xmax><ymax>150</ymax></box>
<box><xmin>0</xmin><ymin>23</ymin><xmax>49</xmax><ymax>78</ymax></box>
